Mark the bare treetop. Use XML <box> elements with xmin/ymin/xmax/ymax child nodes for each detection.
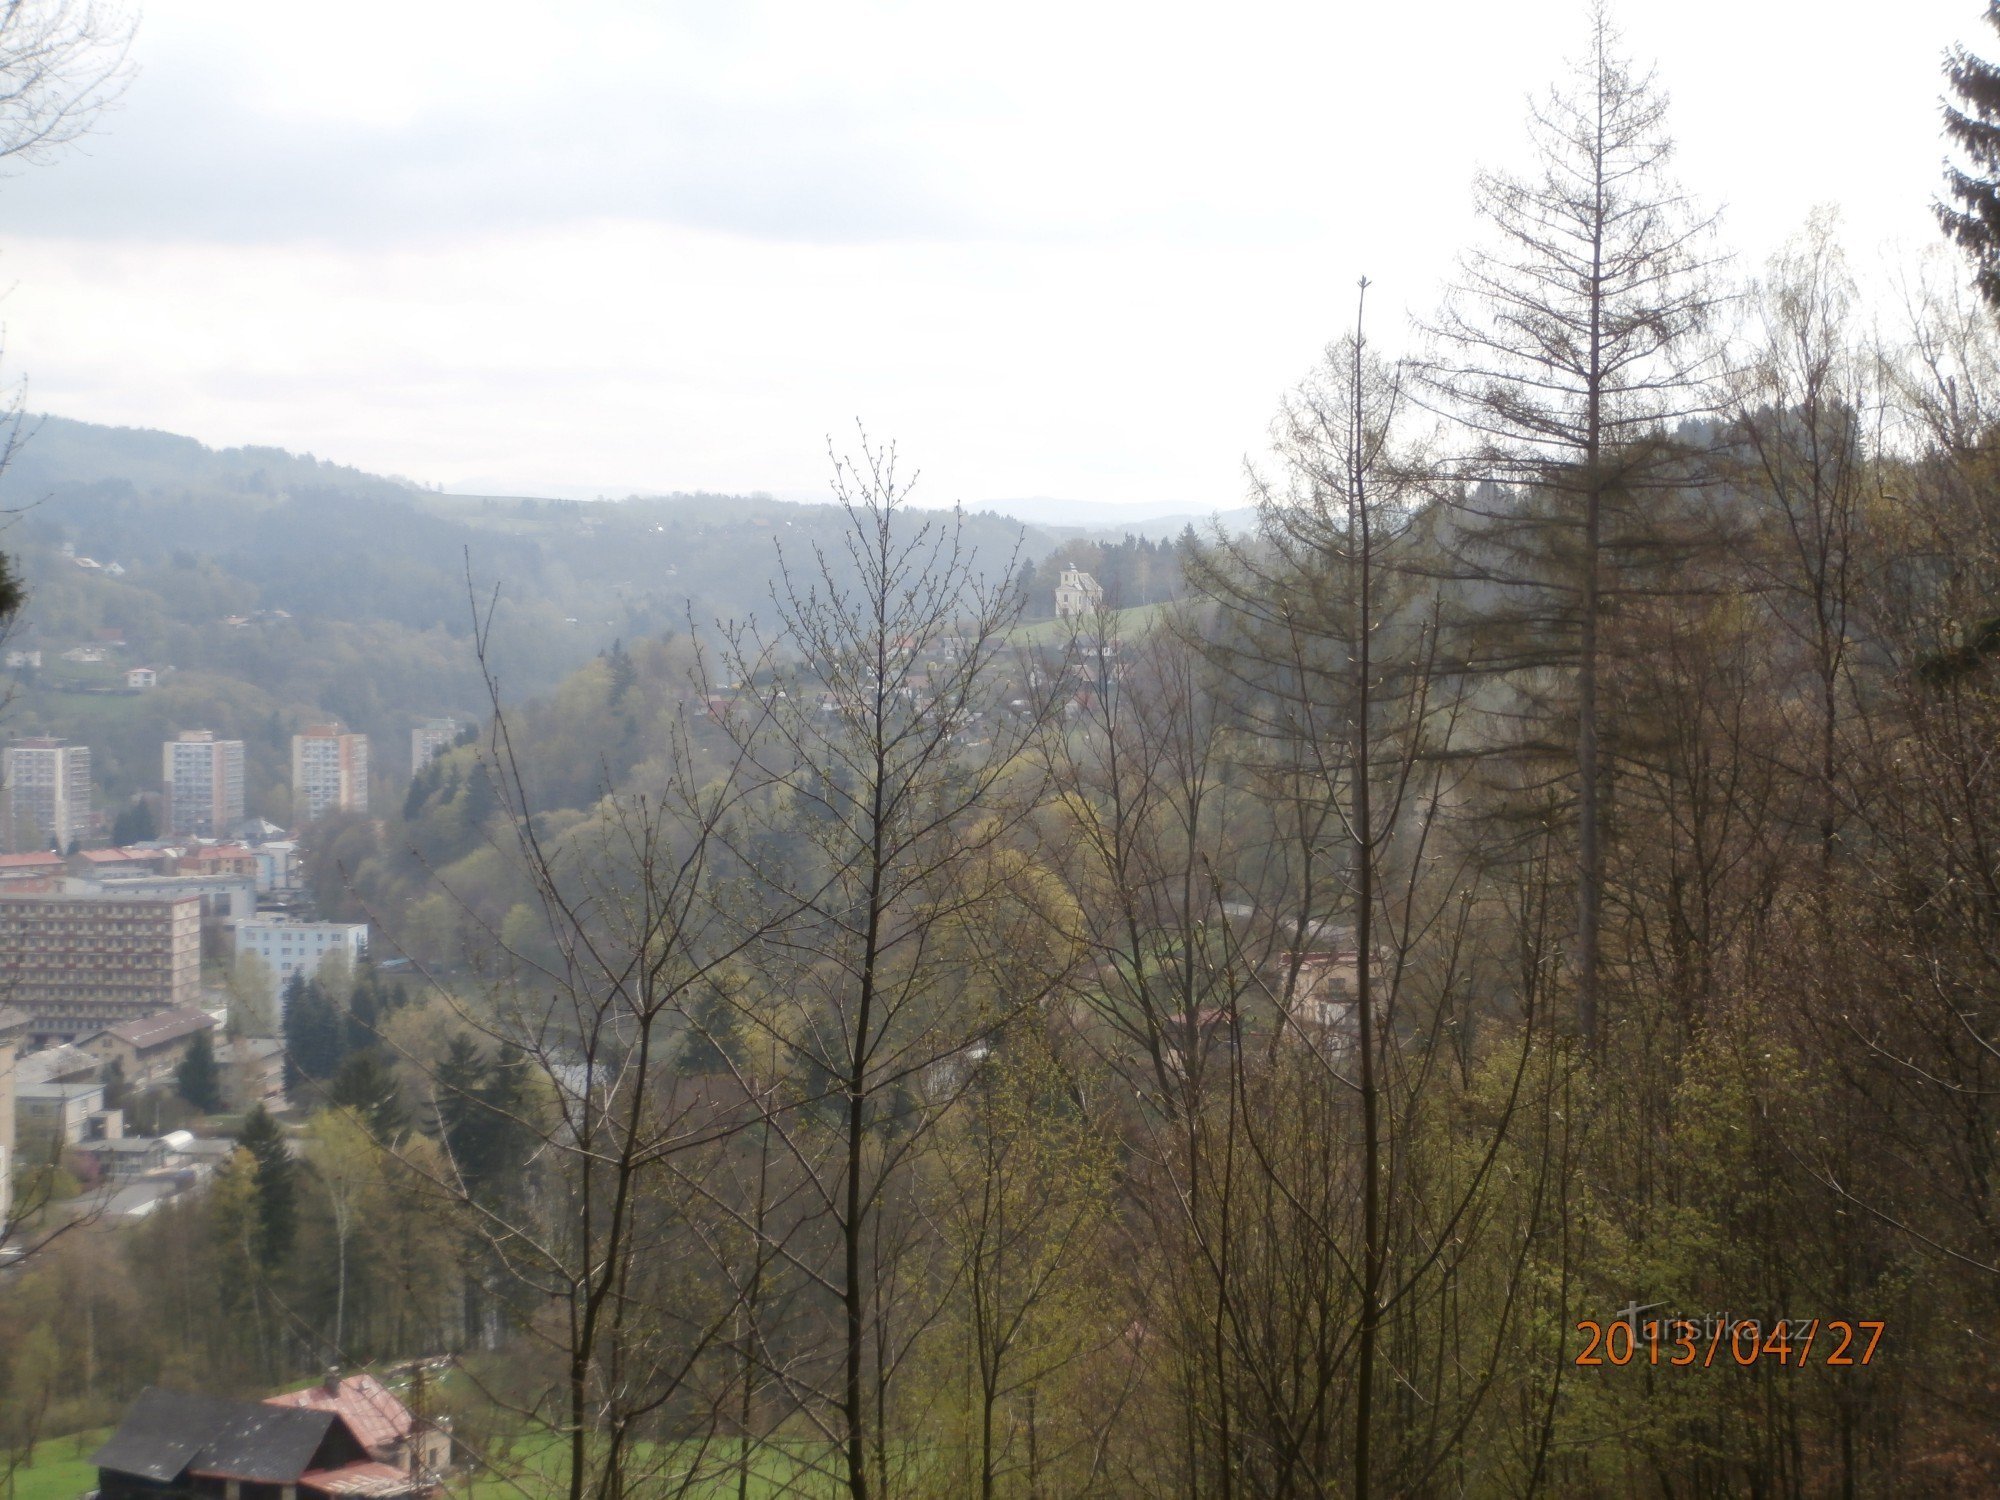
<box><xmin>0</xmin><ymin>0</ymin><xmax>134</xmax><ymax>170</ymax></box>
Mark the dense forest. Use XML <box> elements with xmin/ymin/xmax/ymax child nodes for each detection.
<box><xmin>13</xmin><ymin>10</ymin><xmax>2000</xmax><ymax>1500</ymax></box>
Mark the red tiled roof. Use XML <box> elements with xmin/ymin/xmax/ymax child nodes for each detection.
<box><xmin>298</xmin><ymin>1462</ymin><xmax>417</xmax><ymax>1497</ymax></box>
<box><xmin>0</xmin><ymin>852</ymin><xmax>64</xmax><ymax>869</ymax></box>
<box><xmin>266</xmin><ymin>1376</ymin><xmax>412</xmax><ymax>1464</ymax></box>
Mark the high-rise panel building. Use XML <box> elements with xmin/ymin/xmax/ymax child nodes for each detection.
<box><xmin>410</xmin><ymin>717</ymin><xmax>460</xmax><ymax>778</ymax></box>
<box><xmin>2</xmin><ymin>738</ymin><xmax>91</xmax><ymax>853</ymax></box>
<box><xmin>291</xmin><ymin>724</ymin><xmax>368</xmax><ymax>822</ymax></box>
<box><xmin>164</xmin><ymin>730</ymin><xmax>246</xmax><ymax>837</ymax></box>
<box><xmin>0</xmin><ymin>892</ymin><xmax>202</xmax><ymax>1045</ymax></box>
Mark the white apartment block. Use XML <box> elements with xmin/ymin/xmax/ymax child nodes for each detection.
<box><xmin>236</xmin><ymin>918</ymin><xmax>369</xmax><ymax>1002</ymax></box>
<box><xmin>410</xmin><ymin>717</ymin><xmax>460</xmax><ymax>777</ymax></box>
<box><xmin>164</xmin><ymin>730</ymin><xmax>246</xmax><ymax>837</ymax></box>
<box><xmin>291</xmin><ymin>723</ymin><xmax>368</xmax><ymax>822</ymax></box>
<box><xmin>2</xmin><ymin>738</ymin><xmax>91</xmax><ymax>853</ymax></box>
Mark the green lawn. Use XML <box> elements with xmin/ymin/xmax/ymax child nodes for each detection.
<box><xmin>5</xmin><ymin>1430</ymin><xmax>107</xmax><ymax>1500</ymax></box>
<box><xmin>1006</xmin><ymin>601</ymin><xmax>1167</xmax><ymax>647</ymax></box>
<box><xmin>455</xmin><ymin>1437</ymin><xmax>843</xmax><ymax>1499</ymax></box>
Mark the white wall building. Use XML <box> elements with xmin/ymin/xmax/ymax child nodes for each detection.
<box><xmin>410</xmin><ymin>717</ymin><xmax>460</xmax><ymax>777</ymax></box>
<box><xmin>165</xmin><ymin>730</ymin><xmax>246</xmax><ymax>837</ymax></box>
<box><xmin>291</xmin><ymin>724</ymin><xmax>368</xmax><ymax>821</ymax></box>
<box><xmin>2</xmin><ymin>739</ymin><xmax>91</xmax><ymax>853</ymax></box>
<box><xmin>236</xmin><ymin>918</ymin><xmax>368</xmax><ymax>1002</ymax></box>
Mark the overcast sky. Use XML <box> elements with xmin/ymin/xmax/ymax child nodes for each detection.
<box><xmin>0</xmin><ymin>0</ymin><xmax>1981</xmax><ymax>509</ymax></box>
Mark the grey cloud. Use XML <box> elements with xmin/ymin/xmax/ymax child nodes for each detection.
<box><xmin>0</xmin><ymin>60</ymin><xmax>982</xmax><ymax>248</ymax></box>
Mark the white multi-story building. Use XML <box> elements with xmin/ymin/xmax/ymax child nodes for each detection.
<box><xmin>164</xmin><ymin>730</ymin><xmax>246</xmax><ymax>837</ymax></box>
<box><xmin>410</xmin><ymin>717</ymin><xmax>460</xmax><ymax>777</ymax></box>
<box><xmin>291</xmin><ymin>724</ymin><xmax>368</xmax><ymax>822</ymax></box>
<box><xmin>2</xmin><ymin>738</ymin><xmax>91</xmax><ymax>853</ymax></box>
<box><xmin>235</xmin><ymin>918</ymin><xmax>368</xmax><ymax>1003</ymax></box>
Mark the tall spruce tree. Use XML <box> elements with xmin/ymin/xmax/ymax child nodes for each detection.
<box><xmin>282</xmin><ymin>973</ymin><xmax>343</xmax><ymax>1089</ymax></box>
<box><xmin>1418</xmin><ymin>3</ymin><xmax>1722</xmax><ymax>1048</ymax></box>
<box><xmin>1942</xmin><ymin>3</ymin><xmax>2000</xmax><ymax>308</ymax></box>
<box><xmin>237</xmin><ymin>1104</ymin><xmax>296</xmax><ymax>1269</ymax></box>
<box><xmin>174</xmin><ymin>1029</ymin><xmax>223</xmax><ymax>1115</ymax></box>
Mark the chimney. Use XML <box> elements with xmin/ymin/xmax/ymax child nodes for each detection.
<box><xmin>323</xmin><ymin>1369</ymin><xmax>341</xmax><ymax>1396</ymax></box>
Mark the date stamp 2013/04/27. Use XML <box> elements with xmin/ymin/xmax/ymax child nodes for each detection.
<box><xmin>1575</xmin><ymin>1312</ymin><xmax>1885</xmax><ymax>1369</ymax></box>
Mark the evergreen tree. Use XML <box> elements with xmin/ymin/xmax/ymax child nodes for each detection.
<box><xmin>403</xmin><ymin>758</ymin><xmax>442</xmax><ymax>821</ymax></box>
<box><xmin>1942</xmin><ymin>3</ymin><xmax>2000</xmax><ymax>308</ymax></box>
<box><xmin>236</xmin><ymin>1104</ymin><xmax>296</xmax><ymax>1268</ymax></box>
<box><xmin>111</xmin><ymin>798</ymin><xmax>158</xmax><ymax>845</ymax></box>
<box><xmin>174</xmin><ymin>1029</ymin><xmax>224</xmax><ymax>1114</ymax></box>
<box><xmin>676</xmin><ymin>988</ymin><xmax>746</xmax><ymax>1074</ymax></box>
<box><xmin>99</xmin><ymin>1056</ymin><xmax>129</xmax><ymax>1112</ymax></box>
<box><xmin>435</xmin><ymin>1035</ymin><xmax>535</xmax><ymax>1206</ymax></box>
<box><xmin>461</xmin><ymin>762</ymin><xmax>498</xmax><ymax>827</ymax></box>
<box><xmin>282</xmin><ymin>974</ymin><xmax>343</xmax><ymax>1089</ymax></box>
<box><xmin>1417</xmin><ymin>5</ymin><xmax>1721</xmax><ymax>1047</ymax></box>
<box><xmin>606</xmin><ymin>636</ymin><xmax>637</xmax><ymax>707</ymax></box>
<box><xmin>327</xmin><ymin>1050</ymin><xmax>404</xmax><ymax>1139</ymax></box>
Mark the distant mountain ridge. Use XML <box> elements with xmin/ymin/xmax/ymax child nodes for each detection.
<box><xmin>0</xmin><ymin>414</ymin><xmax>420</xmax><ymax>506</ymax></box>
<box><xmin>2</xmin><ymin>413</ymin><xmax>1255</xmax><ymax>544</ymax></box>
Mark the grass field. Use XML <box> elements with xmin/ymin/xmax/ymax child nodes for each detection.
<box><xmin>1006</xmin><ymin>600</ymin><xmax>1167</xmax><ymax>647</ymax></box>
<box><xmin>455</xmin><ymin>1436</ymin><xmax>844</xmax><ymax>1499</ymax></box>
<box><xmin>5</xmin><ymin>1431</ymin><xmax>107</xmax><ymax>1500</ymax></box>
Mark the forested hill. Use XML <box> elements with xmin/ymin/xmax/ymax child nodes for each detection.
<box><xmin>0</xmin><ymin>415</ymin><xmax>1201</xmax><ymax>814</ymax></box>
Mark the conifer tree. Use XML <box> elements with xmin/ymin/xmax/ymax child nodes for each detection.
<box><xmin>236</xmin><ymin>1104</ymin><xmax>296</xmax><ymax>1269</ymax></box>
<box><xmin>1418</xmin><ymin>3</ymin><xmax>1722</xmax><ymax>1047</ymax></box>
<box><xmin>1941</xmin><ymin>3</ymin><xmax>2000</xmax><ymax>308</ymax></box>
<box><xmin>282</xmin><ymin>974</ymin><xmax>343</xmax><ymax>1088</ymax></box>
<box><xmin>174</xmin><ymin>1029</ymin><xmax>224</xmax><ymax>1115</ymax></box>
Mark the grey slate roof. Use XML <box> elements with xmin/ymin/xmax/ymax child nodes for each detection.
<box><xmin>94</xmin><ymin>1387</ymin><xmax>350</xmax><ymax>1483</ymax></box>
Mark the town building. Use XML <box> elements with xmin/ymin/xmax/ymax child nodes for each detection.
<box><xmin>2</xmin><ymin>737</ymin><xmax>91</xmax><ymax>853</ymax></box>
<box><xmin>125</xmin><ymin>666</ymin><xmax>157</xmax><ymax>690</ymax></box>
<box><xmin>236</xmin><ymin>918</ymin><xmax>368</xmax><ymax>1003</ymax></box>
<box><xmin>292</xmin><ymin>723</ymin><xmax>369</xmax><ymax>820</ymax></box>
<box><xmin>266</xmin><ymin>1373</ymin><xmax>450</xmax><ymax>1482</ymax></box>
<box><xmin>410</xmin><ymin>717</ymin><xmax>460</xmax><ymax>777</ymax></box>
<box><xmin>13</xmin><ymin>1042</ymin><xmax>98</xmax><ymax>1087</ymax></box>
<box><xmin>220</xmin><ymin>1034</ymin><xmax>286</xmax><ymax>1108</ymax></box>
<box><xmin>72</xmin><ymin>846</ymin><xmax>177</xmax><ymax>879</ymax></box>
<box><xmin>0</xmin><ymin>892</ymin><xmax>202</xmax><ymax>1046</ymax></box>
<box><xmin>0</xmin><ymin>850</ymin><xmax>66</xmax><ymax>892</ymax></box>
<box><xmin>95</xmin><ymin>1381</ymin><xmax>439</xmax><ymax>1500</ymax></box>
<box><xmin>74</xmin><ymin>1134</ymin><xmax>172</xmax><ymax>1185</ymax></box>
<box><xmin>0</xmin><ymin>1007</ymin><xmax>23</xmax><ymax>1232</ymax></box>
<box><xmin>14</xmin><ymin>1079</ymin><xmax>110</xmax><ymax>1147</ymax></box>
<box><xmin>73</xmin><ymin>1134</ymin><xmax>170</xmax><ymax>1184</ymax></box>
<box><xmin>180</xmin><ymin>843</ymin><xmax>259</xmax><ymax>879</ymax></box>
<box><xmin>1054</xmin><ymin>567</ymin><xmax>1106</xmax><ymax>619</ymax></box>
<box><xmin>82</xmin><ymin>1007</ymin><xmax>218</xmax><ymax>1089</ymax></box>
<box><xmin>90</xmin><ymin>871</ymin><xmax>258</xmax><ymax>925</ymax></box>
<box><xmin>165</xmin><ymin>730</ymin><xmax>246</xmax><ymax>836</ymax></box>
